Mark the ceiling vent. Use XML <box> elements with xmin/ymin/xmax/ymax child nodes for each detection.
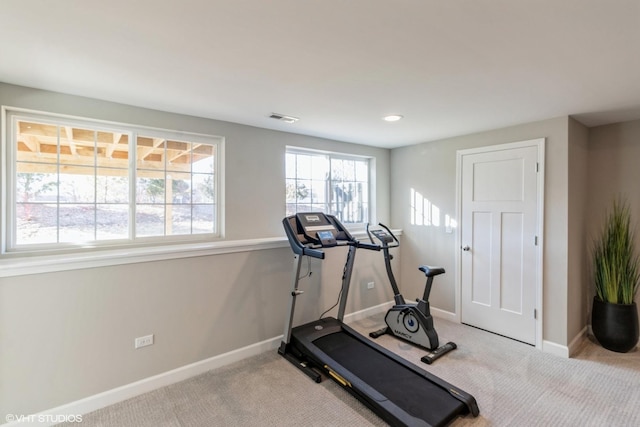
<box><xmin>269</xmin><ymin>113</ymin><xmax>299</xmax><ymax>124</ymax></box>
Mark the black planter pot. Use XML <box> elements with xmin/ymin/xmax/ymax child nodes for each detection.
<box><xmin>592</xmin><ymin>297</ymin><xmax>639</xmax><ymax>353</ymax></box>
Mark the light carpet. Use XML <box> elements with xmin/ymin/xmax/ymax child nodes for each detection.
<box><xmin>58</xmin><ymin>313</ymin><xmax>640</xmax><ymax>426</ymax></box>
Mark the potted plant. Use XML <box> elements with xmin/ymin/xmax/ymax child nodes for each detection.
<box><xmin>591</xmin><ymin>197</ymin><xmax>640</xmax><ymax>352</ymax></box>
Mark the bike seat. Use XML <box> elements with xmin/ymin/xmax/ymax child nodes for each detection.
<box><xmin>419</xmin><ymin>265</ymin><xmax>445</xmax><ymax>277</ymax></box>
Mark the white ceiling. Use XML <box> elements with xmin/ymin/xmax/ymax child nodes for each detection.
<box><xmin>1</xmin><ymin>0</ymin><xmax>639</xmax><ymax>148</ymax></box>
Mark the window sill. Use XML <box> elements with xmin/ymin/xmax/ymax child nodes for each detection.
<box><xmin>0</xmin><ymin>230</ymin><xmax>401</xmax><ymax>278</ymax></box>
<box><xmin>0</xmin><ymin>237</ymin><xmax>289</xmax><ymax>278</ymax></box>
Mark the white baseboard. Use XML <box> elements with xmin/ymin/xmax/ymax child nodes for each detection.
<box><xmin>430</xmin><ymin>306</ymin><xmax>458</xmax><ymax>322</ymax></box>
<box><xmin>8</xmin><ymin>301</ymin><xmax>394</xmax><ymax>427</ymax></box>
<box><xmin>354</xmin><ymin>300</ymin><xmax>458</xmax><ymax>324</ymax></box>
<box><xmin>429</xmin><ymin>305</ymin><xmax>587</xmax><ymax>359</ymax></box>
<box><xmin>568</xmin><ymin>326</ymin><xmax>588</xmax><ymax>357</ymax></box>
<box><xmin>4</xmin><ymin>335</ymin><xmax>282</xmax><ymax>427</ymax></box>
<box><xmin>344</xmin><ymin>300</ymin><xmax>394</xmax><ymax>323</ymax></box>
<box><xmin>542</xmin><ymin>339</ymin><xmax>569</xmax><ymax>358</ymax></box>
<box><xmin>345</xmin><ymin>301</ymin><xmax>458</xmax><ymax>323</ymax></box>
<box><xmin>543</xmin><ymin>327</ymin><xmax>588</xmax><ymax>359</ymax></box>
<box><xmin>539</xmin><ymin>325</ymin><xmax>640</xmax><ymax>358</ymax></box>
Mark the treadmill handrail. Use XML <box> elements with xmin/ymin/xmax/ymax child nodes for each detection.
<box><xmin>283</xmin><ymin>213</ymin><xmax>379</xmax><ymax>258</ymax></box>
<box><xmin>355</xmin><ymin>240</ymin><xmax>382</xmax><ymax>252</ymax></box>
<box><xmin>282</xmin><ymin>216</ymin><xmax>325</xmax><ymax>259</ymax></box>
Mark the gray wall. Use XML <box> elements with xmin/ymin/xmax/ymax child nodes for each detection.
<box><xmin>567</xmin><ymin>118</ymin><xmax>590</xmax><ymax>343</ymax></box>
<box><xmin>4</xmin><ymin>79</ymin><xmax>639</xmax><ymax>417</ymax></box>
<box><xmin>587</xmin><ymin>118</ymin><xmax>640</xmax><ymax>323</ymax></box>
<box><xmin>0</xmin><ymin>83</ymin><xmax>394</xmax><ymax>416</ymax></box>
<box><xmin>390</xmin><ymin>117</ymin><xmax>573</xmax><ymax>346</ymax></box>
<box><xmin>390</xmin><ymin>115</ymin><xmax>640</xmax><ymax>349</ymax></box>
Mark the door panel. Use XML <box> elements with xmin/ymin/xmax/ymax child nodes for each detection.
<box><xmin>471</xmin><ymin>212</ymin><xmax>492</xmax><ymax>306</ymax></box>
<box><xmin>501</xmin><ymin>212</ymin><xmax>524</xmax><ymax>314</ymax></box>
<box><xmin>461</xmin><ymin>144</ymin><xmax>539</xmax><ymax>345</ymax></box>
<box><xmin>473</xmin><ymin>158</ymin><xmax>524</xmax><ymax>201</ymax></box>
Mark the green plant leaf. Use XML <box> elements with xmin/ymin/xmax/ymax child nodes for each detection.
<box><xmin>592</xmin><ymin>197</ymin><xmax>640</xmax><ymax>304</ymax></box>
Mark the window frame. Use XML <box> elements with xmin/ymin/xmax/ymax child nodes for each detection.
<box><xmin>1</xmin><ymin>107</ymin><xmax>224</xmax><ymax>255</ymax></box>
<box><xmin>285</xmin><ymin>146</ymin><xmax>373</xmax><ymax>228</ymax></box>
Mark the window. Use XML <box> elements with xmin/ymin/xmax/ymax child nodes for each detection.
<box><xmin>286</xmin><ymin>148</ymin><xmax>370</xmax><ymax>225</ymax></box>
<box><xmin>3</xmin><ymin>109</ymin><xmax>222</xmax><ymax>252</ymax></box>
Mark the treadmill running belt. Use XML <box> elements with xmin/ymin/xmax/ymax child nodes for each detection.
<box><xmin>314</xmin><ymin>332</ymin><xmax>465</xmax><ymax>426</ymax></box>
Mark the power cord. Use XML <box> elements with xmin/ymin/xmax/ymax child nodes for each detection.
<box><xmin>298</xmin><ymin>256</ymin><xmax>312</xmax><ymax>280</ymax></box>
<box><xmin>319</xmin><ymin>288</ymin><xmax>343</xmax><ymax>320</ymax></box>
<box><xmin>320</xmin><ymin>245</ymin><xmax>353</xmax><ymax>320</ymax></box>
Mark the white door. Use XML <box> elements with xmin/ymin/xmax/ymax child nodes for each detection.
<box><xmin>459</xmin><ymin>140</ymin><xmax>542</xmax><ymax>345</ymax></box>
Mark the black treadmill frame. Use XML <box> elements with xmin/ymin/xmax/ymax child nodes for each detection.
<box><xmin>278</xmin><ymin>213</ymin><xmax>479</xmax><ymax>426</ymax></box>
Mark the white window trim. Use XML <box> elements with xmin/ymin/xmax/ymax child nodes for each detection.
<box><xmin>285</xmin><ymin>146</ymin><xmax>373</xmax><ymax>229</ymax></box>
<box><xmin>1</xmin><ymin>106</ymin><xmax>225</xmax><ymax>255</ymax></box>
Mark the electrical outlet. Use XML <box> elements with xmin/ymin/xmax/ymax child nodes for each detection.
<box><xmin>367</xmin><ymin>281</ymin><xmax>375</xmax><ymax>290</ymax></box>
<box><xmin>135</xmin><ymin>334</ymin><xmax>154</xmax><ymax>349</ymax></box>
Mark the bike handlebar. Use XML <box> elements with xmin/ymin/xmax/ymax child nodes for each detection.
<box><xmin>378</xmin><ymin>223</ymin><xmax>400</xmax><ymax>248</ymax></box>
<box><xmin>366</xmin><ymin>222</ymin><xmax>399</xmax><ymax>248</ymax></box>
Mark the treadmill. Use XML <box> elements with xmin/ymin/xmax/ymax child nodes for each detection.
<box><xmin>279</xmin><ymin>212</ymin><xmax>479</xmax><ymax>427</ymax></box>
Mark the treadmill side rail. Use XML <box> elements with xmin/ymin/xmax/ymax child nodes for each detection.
<box><xmin>278</xmin><ymin>341</ymin><xmax>322</xmax><ymax>383</ymax></box>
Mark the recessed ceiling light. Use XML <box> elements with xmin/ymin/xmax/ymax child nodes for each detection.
<box><xmin>383</xmin><ymin>115</ymin><xmax>403</xmax><ymax>122</ymax></box>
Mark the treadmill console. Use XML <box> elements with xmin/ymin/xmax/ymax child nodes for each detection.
<box><xmin>316</xmin><ymin>230</ymin><xmax>337</xmax><ymax>246</ymax></box>
<box><xmin>297</xmin><ymin>213</ymin><xmax>339</xmax><ymax>247</ymax></box>
<box><xmin>283</xmin><ymin>212</ymin><xmax>354</xmax><ymax>258</ymax></box>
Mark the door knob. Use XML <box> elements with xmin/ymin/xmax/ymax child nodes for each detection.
<box><xmin>462</xmin><ymin>245</ymin><xmax>470</xmax><ymax>251</ymax></box>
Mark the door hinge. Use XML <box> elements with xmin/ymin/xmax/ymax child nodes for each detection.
<box><xmin>534</xmin><ymin>309</ymin><xmax>537</xmax><ymax>319</ymax></box>
<box><xmin>534</xmin><ymin>236</ymin><xmax>538</xmax><ymax>245</ymax></box>
<box><xmin>536</xmin><ymin>162</ymin><xmax>539</xmax><ymax>172</ymax></box>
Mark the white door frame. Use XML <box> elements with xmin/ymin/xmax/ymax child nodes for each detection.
<box><xmin>455</xmin><ymin>138</ymin><xmax>545</xmax><ymax>349</ymax></box>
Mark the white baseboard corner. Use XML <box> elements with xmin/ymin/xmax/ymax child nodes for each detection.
<box><xmin>542</xmin><ymin>326</ymin><xmax>588</xmax><ymax>359</ymax></box>
<box><xmin>542</xmin><ymin>340</ymin><xmax>570</xmax><ymax>358</ymax></box>
<box><xmin>11</xmin><ymin>301</ymin><xmax>394</xmax><ymax>427</ymax></box>
<box><xmin>568</xmin><ymin>326</ymin><xmax>588</xmax><ymax>357</ymax></box>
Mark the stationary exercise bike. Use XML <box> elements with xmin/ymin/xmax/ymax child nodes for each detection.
<box><xmin>367</xmin><ymin>223</ymin><xmax>456</xmax><ymax>364</ymax></box>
